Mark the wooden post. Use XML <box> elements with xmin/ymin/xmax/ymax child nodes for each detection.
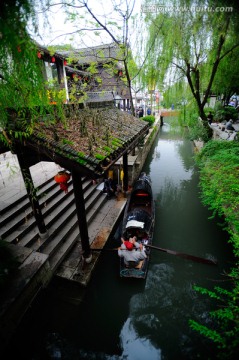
<box><xmin>16</xmin><ymin>152</ymin><xmax>48</xmax><ymax>237</ymax></box>
<box><xmin>123</xmin><ymin>152</ymin><xmax>128</xmax><ymax>192</ymax></box>
<box><xmin>71</xmin><ymin>170</ymin><xmax>92</xmax><ymax>262</ymax></box>
<box><xmin>123</xmin><ymin>99</ymin><xmax>126</xmax><ymax>111</ymax></box>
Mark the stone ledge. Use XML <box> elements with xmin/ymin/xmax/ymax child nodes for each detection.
<box><xmin>0</xmin><ymin>249</ymin><xmax>50</xmax><ymax>347</ymax></box>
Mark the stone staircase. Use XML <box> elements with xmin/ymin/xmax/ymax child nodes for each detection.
<box><xmin>0</xmin><ymin>175</ymin><xmax>108</xmax><ymax>274</ymax></box>
<box><xmin>0</xmin><ymin>163</ymin><xmax>127</xmax><ymax>347</ymax></box>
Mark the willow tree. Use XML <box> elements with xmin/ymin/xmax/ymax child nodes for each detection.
<box><xmin>142</xmin><ymin>0</ymin><xmax>239</xmax><ymax>122</ymax></box>
<box><xmin>211</xmin><ymin>45</ymin><xmax>239</xmax><ymax>105</ymax></box>
<box><xmin>0</xmin><ymin>0</ymin><xmax>54</xmax><ymax>148</ymax></box>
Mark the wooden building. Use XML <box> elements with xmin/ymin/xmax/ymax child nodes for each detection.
<box><xmin>36</xmin><ymin>42</ymin><xmax>131</xmax><ymax>109</ymax></box>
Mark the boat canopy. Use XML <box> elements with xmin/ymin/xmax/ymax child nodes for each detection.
<box><xmin>126</xmin><ymin>219</ymin><xmax>144</xmax><ymax>229</ymax></box>
<box><xmin>124</xmin><ymin>209</ymin><xmax>153</xmax><ymax>234</ymax></box>
<box><xmin>131</xmin><ymin>178</ymin><xmax>153</xmax><ymax>201</ymax></box>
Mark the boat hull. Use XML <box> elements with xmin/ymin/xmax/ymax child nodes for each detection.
<box><xmin>119</xmin><ymin>173</ymin><xmax>155</xmax><ymax>279</ymax></box>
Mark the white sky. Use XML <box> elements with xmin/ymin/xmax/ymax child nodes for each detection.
<box><xmin>31</xmin><ymin>0</ymin><xmax>144</xmax><ymax>49</ymax></box>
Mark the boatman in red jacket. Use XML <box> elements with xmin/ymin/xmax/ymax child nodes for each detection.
<box><xmin>118</xmin><ymin>237</ymin><xmax>147</xmax><ymax>267</ymax></box>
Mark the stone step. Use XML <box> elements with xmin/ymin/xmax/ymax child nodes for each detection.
<box><xmin>55</xmin><ymin>194</ymin><xmax>125</xmax><ymax>282</ymax></box>
<box><xmin>1</xmin><ymin>188</ymin><xmax>99</xmax><ymax>248</ymax></box>
<box><xmin>0</xmin><ymin>176</ymin><xmax>54</xmax><ymax>217</ymax></box>
<box><xmin>0</xmin><ymin>172</ymin><xmax>108</xmax><ymax>273</ymax></box>
<box><xmin>40</xmin><ymin>191</ymin><xmax>108</xmax><ymax>273</ymax></box>
<box><xmin>49</xmin><ymin>195</ymin><xmax>112</xmax><ymax>272</ymax></box>
<box><xmin>0</xmin><ymin>178</ymin><xmax>96</xmax><ymax>244</ymax></box>
<box><xmin>0</xmin><ymin>159</ymin><xmax>118</xmax><ymax>281</ymax></box>
<box><xmin>0</xmin><ymin>245</ymin><xmax>50</xmax><ymax>345</ymax></box>
<box><xmin>0</xmin><ymin>178</ymin><xmax>69</xmax><ymax>235</ymax></box>
<box><xmin>0</xmin><ymin>175</ymin><xmax>89</xmax><ymax>231</ymax></box>
<box><xmin>38</xmin><ymin>188</ymin><xmax>106</xmax><ymax>255</ymax></box>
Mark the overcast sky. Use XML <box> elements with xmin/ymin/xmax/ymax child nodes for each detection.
<box><xmin>31</xmin><ymin>0</ymin><xmax>143</xmax><ymax>49</ymax></box>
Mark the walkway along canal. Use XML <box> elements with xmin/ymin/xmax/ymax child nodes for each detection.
<box><xmin>2</xmin><ymin>119</ymin><xmax>235</xmax><ymax>359</ymax></box>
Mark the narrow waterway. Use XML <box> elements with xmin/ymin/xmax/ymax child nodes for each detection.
<box><xmin>3</xmin><ymin>120</ymin><xmax>234</xmax><ymax>360</ymax></box>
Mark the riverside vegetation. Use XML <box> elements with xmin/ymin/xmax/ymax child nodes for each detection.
<box><xmin>190</xmin><ymin>140</ymin><xmax>239</xmax><ymax>360</ymax></box>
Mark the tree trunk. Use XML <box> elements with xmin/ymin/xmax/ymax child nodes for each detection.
<box><xmin>124</xmin><ymin>60</ymin><xmax>135</xmax><ymax>116</ymax></box>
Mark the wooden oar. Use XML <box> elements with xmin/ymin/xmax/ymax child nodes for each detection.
<box><xmin>91</xmin><ymin>245</ymin><xmax>218</xmax><ymax>265</ymax></box>
<box><xmin>145</xmin><ymin>244</ymin><xmax>217</xmax><ymax>265</ymax></box>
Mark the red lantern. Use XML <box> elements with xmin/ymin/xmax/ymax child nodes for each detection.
<box><xmin>51</xmin><ymin>56</ymin><xmax>56</xmax><ymax>63</ymax></box>
<box><xmin>54</xmin><ymin>171</ymin><xmax>71</xmax><ymax>193</ymax></box>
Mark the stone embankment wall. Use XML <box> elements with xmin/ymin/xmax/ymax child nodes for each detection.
<box><xmin>193</xmin><ymin>118</ymin><xmax>239</xmax><ymax>152</ymax></box>
<box><xmin>133</xmin><ymin>121</ymin><xmax>160</xmax><ymax>180</ymax></box>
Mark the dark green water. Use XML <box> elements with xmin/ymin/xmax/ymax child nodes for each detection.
<box><xmin>2</xmin><ymin>122</ymin><xmax>234</xmax><ymax>359</ymax></box>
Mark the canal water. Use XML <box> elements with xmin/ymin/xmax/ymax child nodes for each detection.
<box><xmin>3</xmin><ymin>120</ymin><xmax>234</xmax><ymax>359</ymax></box>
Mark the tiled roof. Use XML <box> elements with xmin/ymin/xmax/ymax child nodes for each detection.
<box><xmin>86</xmin><ymin>91</ymin><xmax>115</xmax><ymax>102</ymax></box>
<box><xmin>29</xmin><ymin>107</ymin><xmax>149</xmax><ymax>177</ymax></box>
<box><xmin>57</xmin><ymin>43</ymin><xmax>124</xmax><ymax>66</ymax></box>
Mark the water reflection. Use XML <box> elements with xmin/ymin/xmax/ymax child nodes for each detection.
<box><xmin>128</xmin><ymin>262</ymin><xmax>216</xmax><ymax>359</ymax></box>
<box><xmin>119</xmin><ymin>317</ymin><xmax>162</xmax><ymax>360</ymax></box>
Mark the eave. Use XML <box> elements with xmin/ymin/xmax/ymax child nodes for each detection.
<box><xmin>7</xmin><ymin>106</ymin><xmax>150</xmax><ymax>179</ymax></box>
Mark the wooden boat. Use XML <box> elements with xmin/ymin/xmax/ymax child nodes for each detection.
<box><xmin>119</xmin><ymin>172</ymin><xmax>155</xmax><ymax>279</ymax></box>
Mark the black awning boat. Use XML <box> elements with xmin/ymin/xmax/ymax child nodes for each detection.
<box><xmin>119</xmin><ymin>173</ymin><xmax>155</xmax><ymax>279</ymax></box>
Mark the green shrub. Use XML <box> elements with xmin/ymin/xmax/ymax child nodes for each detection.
<box><xmin>214</xmin><ymin>106</ymin><xmax>238</xmax><ymax>122</ymax></box>
<box><xmin>191</xmin><ymin>140</ymin><xmax>239</xmax><ymax>359</ymax></box>
<box><xmin>142</xmin><ymin>115</ymin><xmax>155</xmax><ymax>126</ymax></box>
<box><xmin>187</xmin><ymin>122</ymin><xmax>211</xmax><ymax>142</ymax></box>
<box><xmin>204</xmin><ymin>107</ymin><xmax>215</xmax><ymax>117</ymax></box>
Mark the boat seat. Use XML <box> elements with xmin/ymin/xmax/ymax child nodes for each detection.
<box><xmin>135</xmin><ymin>260</ymin><xmax>144</xmax><ymax>269</ymax></box>
<box><xmin>126</xmin><ymin>260</ymin><xmax>144</xmax><ymax>269</ymax></box>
